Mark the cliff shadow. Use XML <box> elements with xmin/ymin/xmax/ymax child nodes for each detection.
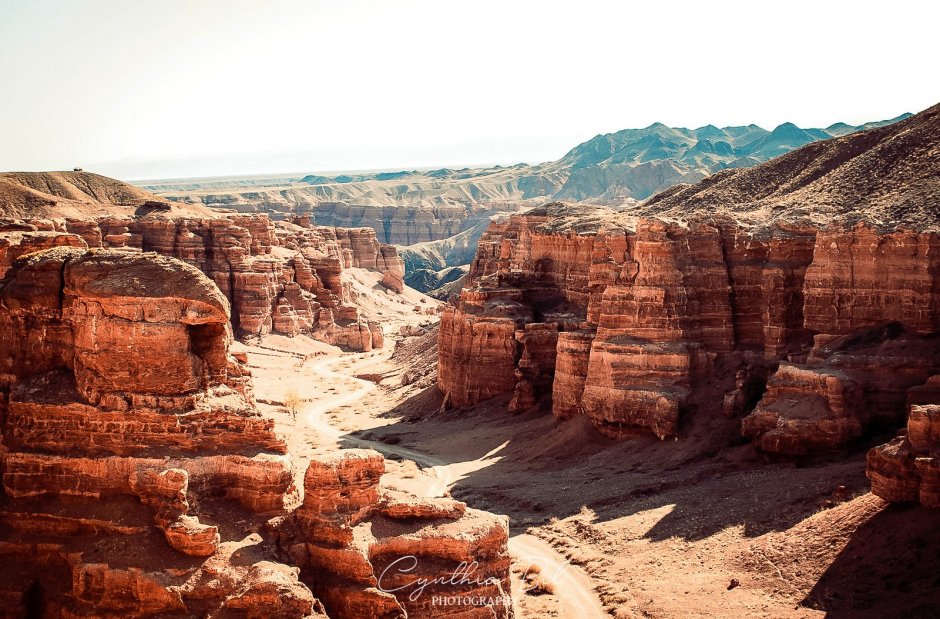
<box><xmin>339</xmin><ymin>383</ymin><xmax>871</xmax><ymax>542</ymax></box>
<box><xmin>801</xmin><ymin>502</ymin><xmax>940</xmax><ymax>618</ymax></box>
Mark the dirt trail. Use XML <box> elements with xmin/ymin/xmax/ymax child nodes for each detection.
<box><xmin>299</xmin><ymin>352</ymin><xmax>608</xmax><ymax>618</ymax></box>
<box><xmin>509</xmin><ymin>534</ymin><xmax>609</xmax><ymax>619</ymax></box>
<box><xmin>303</xmin><ymin>355</ymin><xmax>455</xmax><ymax>495</ymax></box>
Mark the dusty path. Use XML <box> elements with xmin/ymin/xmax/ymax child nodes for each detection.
<box><xmin>299</xmin><ymin>351</ymin><xmax>608</xmax><ymax>619</ymax></box>
<box><xmin>302</xmin><ymin>355</ymin><xmax>457</xmax><ymax>495</ymax></box>
<box><xmin>509</xmin><ymin>534</ymin><xmax>609</xmax><ymax>619</ymax></box>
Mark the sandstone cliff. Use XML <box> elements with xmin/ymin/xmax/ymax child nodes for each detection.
<box><xmin>277</xmin><ymin>449</ymin><xmax>512</xmax><ymax>619</ymax></box>
<box><xmin>0</xmin><ymin>247</ymin><xmax>303</xmax><ymax>615</ymax></box>
<box><xmin>439</xmin><ymin>104</ymin><xmax>940</xmax><ymax>470</ymax></box>
<box><xmin>0</xmin><ymin>246</ymin><xmax>511</xmax><ymax>617</ymax></box>
<box><xmin>1</xmin><ymin>192</ymin><xmax>407</xmax><ymax>351</ymax></box>
<box><xmin>868</xmin><ymin>375</ymin><xmax>940</xmax><ymax>507</ymax></box>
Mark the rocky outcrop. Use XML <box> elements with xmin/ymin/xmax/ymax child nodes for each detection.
<box><xmin>439</xmin><ymin>287</ymin><xmax>531</xmax><ymax>408</ymax></box>
<box><xmin>439</xmin><ymin>212</ymin><xmax>940</xmax><ymax>449</ymax></box>
<box><xmin>0</xmin><ymin>247</ymin><xmax>294</xmax><ymax>501</ymax></box>
<box><xmin>802</xmin><ymin>225</ymin><xmax>940</xmax><ymax>347</ymax></box>
<box><xmin>439</xmin><ymin>105</ymin><xmax>940</xmax><ymax>452</ymax></box>
<box><xmin>0</xmin><ymin>247</ymin><xmax>307</xmax><ymax>616</ymax></box>
<box><xmin>278</xmin><ymin>449</ymin><xmax>513</xmax><ymax>619</ymax></box>
<box><xmin>1</xmin><ymin>209</ymin><xmax>405</xmax><ymax>351</ymax></box>
<box><xmin>0</xmin><ymin>245</ymin><xmax>512</xmax><ymax>616</ymax></box>
<box><xmin>742</xmin><ymin>323</ymin><xmax>940</xmax><ymax>455</ymax></box>
<box><xmin>552</xmin><ymin>329</ymin><xmax>596</xmax><ymax>419</ymax></box>
<box><xmin>0</xmin><ymin>228</ymin><xmax>87</xmax><ymax>278</ymax></box>
<box><xmin>868</xmin><ymin>376</ymin><xmax>940</xmax><ymax>507</ymax></box>
<box><xmin>741</xmin><ymin>364</ymin><xmax>863</xmax><ymax>455</ymax></box>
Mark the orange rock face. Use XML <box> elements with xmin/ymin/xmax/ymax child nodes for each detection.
<box><xmin>741</xmin><ymin>364</ymin><xmax>863</xmax><ymax>455</ymax></box>
<box><xmin>1</xmin><ymin>212</ymin><xmax>404</xmax><ymax>351</ymax></box>
<box><xmin>439</xmin><ymin>204</ymin><xmax>940</xmax><ymax>454</ymax></box>
<box><xmin>551</xmin><ymin>329</ymin><xmax>596</xmax><ymax>419</ymax></box>
<box><xmin>438</xmin><ymin>287</ymin><xmax>531</xmax><ymax>408</ymax></box>
<box><xmin>804</xmin><ymin>226</ymin><xmax>940</xmax><ymax>347</ymax></box>
<box><xmin>279</xmin><ymin>449</ymin><xmax>513</xmax><ymax>619</ymax></box>
<box><xmin>868</xmin><ymin>376</ymin><xmax>940</xmax><ymax>507</ymax></box>
<box><xmin>0</xmin><ymin>243</ymin><xmax>512</xmax><ymax>616</ymax></box>
<box><xmin>0</xmin><ymin>246</ymin><xmax>308</xmax><ymax>615</ymax></box>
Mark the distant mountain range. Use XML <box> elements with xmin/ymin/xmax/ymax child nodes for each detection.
<box><xmin>145</xmin><ymin>112</ymin><xmax>913</xmax><ymax>212</ymax></box>
<box><xmin>296</xmin><ymin>113</ymin><xmax>912</xmax><ymax>205</ymax></box>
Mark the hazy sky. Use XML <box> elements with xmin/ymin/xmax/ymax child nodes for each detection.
<box><xmin>1</xmin><ymin>0</ymin><xmax>936</xmax><ymax>180</ymax></box>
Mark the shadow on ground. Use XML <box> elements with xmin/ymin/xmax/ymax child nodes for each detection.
<box><xmin>341</xmin><ymin>383</ymin><xmax>874</xmax><ymax>543</ymax></box>
<box><xmin>801</xmin><ymin>503</ymin><xmax>940</xmax><ymax>618</ymax></box>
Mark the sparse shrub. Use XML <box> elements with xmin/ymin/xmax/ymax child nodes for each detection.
<box><xmin>283</xmin><ymin>389</ymin><xmax>302</xmax><ymax>419</ymax></box>
<box><xmin>522</xmin><ymin>562</ymin><xmax>542</xmax><ymax>575</ymax></box>
<box><xmin>523</xmin><ymin>571</ymin><xmax>556</xmax><ymax>596</ymax></box>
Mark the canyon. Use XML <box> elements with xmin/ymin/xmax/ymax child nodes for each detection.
<box><xmin>440</xmin><ymin>103</ymin><xmax>940</xmax><ymax>500</ymax></box>
<box><xmin>139</xmin><ymin>114</ymin><xmax>911</xmax><ymax>297</ymax></box>
<box><xmin>0</xmin><ymin>209</ymin><xmax>512</xmax><ymax>616</ymax></box>
<box><xmin>0</xmin><ymin>172</ymin><xmax>417</xmax><ymax>351</ymax></box>
<box><xmin>2</xmin><ymin>102</ymin><xmax>938</xmax><ymax>616</ymax></box>
<box><xmin>4</xmin><ymin>2</ymin><xmax>938</xmax><ymax>616</ymax></box>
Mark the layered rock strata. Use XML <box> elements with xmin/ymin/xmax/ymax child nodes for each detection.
<box><xmin>0</xmin><ymin>212</ymin><xmax>405</xmax><ymax>350</ymax></box>
<box><xmin>0</xmin><ymin>247</ymin><xmax>303</xmax><ymax>615</ymax></box>
<box><xmin>0</xmin><ymin>246</ymin><xmax>512</xmax><ymax>616</ymax></box>
<box><xmin>868</xmin><ymin>376</ymin><xmax>940</xmax><ymax>507</ymax></box>
<box><xmin>278</xmin><ymin>449</ymin><xmax>513</xmax><ymax>619</ymax></box>
<box><xmin>439</xmin><ymin>205</ymin><xmax>940</xmax><ymax>450</ymax></box>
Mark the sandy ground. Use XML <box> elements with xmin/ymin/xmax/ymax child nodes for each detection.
<box><xmin>244</xmin><ymin>329</ymin><xmax>940</xmax><ymax>619</ymax></box>
<box><xmin>244</xmin><ymin>333</ymin><xmax>591</xmax><ymax>617</ymax></box>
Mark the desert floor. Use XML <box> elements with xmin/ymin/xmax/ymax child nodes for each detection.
<box><xmin>242</xmin><ymin>330</ymin><xmax>940</xmax><ymax>619</ymax></box>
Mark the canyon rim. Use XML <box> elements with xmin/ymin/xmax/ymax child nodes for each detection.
<box><xmin>2</xmin><ymin>1</ymin><xmax>939</xmax><ymax>618</ymax></box>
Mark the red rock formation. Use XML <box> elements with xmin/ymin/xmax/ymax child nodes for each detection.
<box><xmin>0</xmin><ymin>246</ymin><xmax>309</xmax><ymax>616</ymax></box>
<box><xmin>741</xmin><ymin>364</ymin><xmax>863</xmax><ymax>455</ymax></box>
<box><xmin>440</xmin><ymin>210</ymin><xmax>940</xmax><ymax>449</ymax></box>
<box><xmin>803</xmin><ymin>225</ymin><xmax>940</xmax><ymax>348</ymax></box>
<box><xmin>279</xmin><ymin>449</ymin><xmax>513</xmax><ymax>619</ymax></box>
<box><xmin>742</xmin><ymin>324</ymin><xmax>940</xmax><ymax>454</ymax></box>
<box><xmin>441</xmin><ymin>105</ymin><xmax>940</xmax><ymax>452</ymax></box>
<box><xmin>509</xmin><ymin>323</ymin><xmax>559</xmax><ymax>413</ymax></box>
<box><xmin>0</xmin><ymin>226</ymin><xmax>86</xmax><ymax>278</ymax></box>
<box><xmin>438</xmin><ymin>287</ymin><xmax>531</xmax><ymax>408</ymax></box>
<box><xmin>0</xmin><ymin>244</ymin><xmax>512</xmax><ymax>617</ymax></box>
<box><xmin>1</xmin><ymin>208</ymin><xmax>405</xmax><ymax>351</ymax></box>
<box><xmin>1</xmin><ymin>212</ymin><xmax>405</xmax><ymax>351</ymax></box>
<box><xmin>868</xmin><ymin>376</ymin><xmax>940</xmax><ymax>507</ymax></box>
<box><xmin>552</xmin><ymin>329</ymin><xmax>596</xmax><ymax>419</ymax></box>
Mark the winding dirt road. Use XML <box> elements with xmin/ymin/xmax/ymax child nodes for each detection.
<box><xmin>509</xmin><ymin>534</ymin><xmax>608</xmax><ymax>619</ymax></box>
<box><xmin>301</xmin><ymin>353</ymin><xmax>608</xmax><ymax>619</ymax></box>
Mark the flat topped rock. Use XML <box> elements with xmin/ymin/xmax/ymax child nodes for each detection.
<box><xmin>377</xmin><ymin>490</ymin><xmax>467</xmax><ymax>521</ymax></box>
<box><xmin>65</xmin><ymin>249</ymin><xmax>230</xmax><ymax>321</ymax></box>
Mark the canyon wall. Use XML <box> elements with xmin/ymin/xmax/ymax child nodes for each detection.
<box><xmin>1</xmin><ymin>213</ymin><xmax>405</xmax><ymax>351</ymax></box>
<box><xmin>0</xmin><ymin>247</ymin><xmax>303</xmax><ymax>615</ymax></box>
<box><xmin>158</xmin><ymin>195</ymin><xmax>515</xmax><ymax>245</ymax></box>
<box><xmin>439</xmin><ymin>205</ymin><xmax>940</xmax><ymax>456</ymax></box>
<box><xmin>868</xmin><ymin>376</ymin><xmax>940</xmax><ymax>507</ymax></box>
<box><xmin>0</xmin><ymin>245</ymin><xmax>511</xmax><ymax>617</ymax></box>
<box><xmin>308</xmin><ymin>202</ymin><xmax>498</xmax><ymax>245</ymax></box>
